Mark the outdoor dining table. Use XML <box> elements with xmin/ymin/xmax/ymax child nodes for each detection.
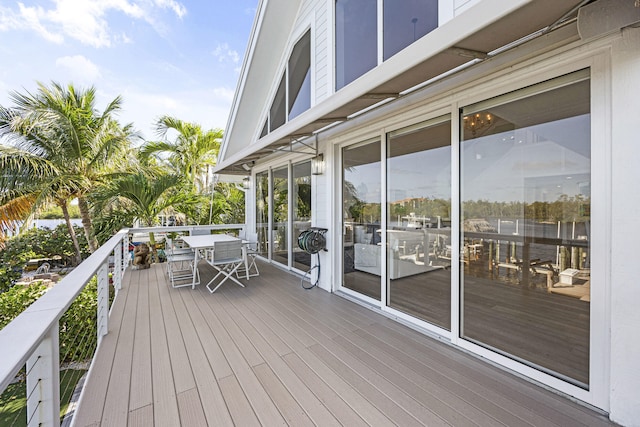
<box><xmin>181</xmin><ymin>234</ymin><xmax>249</xmax><ymax>289</ymax></box>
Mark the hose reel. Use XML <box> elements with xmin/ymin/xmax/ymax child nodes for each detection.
<box><xmin>297</xmin><ymin>227</ymin><xmax>327</xmax><ymax>289</ymax></box>
<box><xmin>297</xmin><ymin>228</ymin><xmax>327</xmax><ymax>254</ymax></box>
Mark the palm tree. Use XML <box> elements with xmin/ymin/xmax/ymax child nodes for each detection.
<box><xmin>0</xmin><ymin>137</ymin><xmax>85</xmax><ymax>263</ymax></box>
<box><xmin>92</xmin><ymin>172</ymin><xmax>196</xmax><ymax>261</ymax></box>
<box><xmin>140</xmin><ymin>116</ymin><xmax>222</xmax><ymax>192</ymax></box>
<box><xmin>0</xmin><ymin>81</ymin><xmax>136</xmax><ymax>253</ymax></box>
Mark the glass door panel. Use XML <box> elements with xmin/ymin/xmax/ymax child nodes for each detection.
<box><xmin>387</xmin><ymin>120</ymin><xmax>451</xmax><ymax>330</ymax></box>
<box><xmin>293</xmin><ymin>161</ymin><xmax>312</xmax><ymax>272</ymax></box>
<box><xmin>272</xmin><ymin>166</ymin><xmax>289</xmax><ymax>266</ymax></box>
<box><xmin>460</xmin><ymin>74</ymin><xmax>591</xmax><ymax>386</ymax></box>
<box><xmin>255</xmin><ymin>171</ymin><xmax>269</xmax><ymax>257</ymax></box>
<box><xmin>342</xmin><ymin>140</ymin><xmax>382</xmax><ymax>300</ymax></box>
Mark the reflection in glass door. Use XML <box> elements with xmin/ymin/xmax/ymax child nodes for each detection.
<box><xmin>460</xmin><ymin>72</ymin><xmax>591</xmax><ymax>386</ymax></box>
<box><xmin>255</xmin><ymin>171</ymin><xmax>269</xmax><ymax>257</ymax></box>
<box><xmin>342</xmin><ymin>140</ymin><xmax>381</xmax><ymax>300</ymax></box>
<box><xmin>272</xmin><ymin>166</ymin><xmax>289</xmax><ymax>266</ymax></box>
<box><xmin>292</xmin><ymin>161</ymin><xmax>312</xmax><ymax>271</ymax></box>
<box><xmin>386</xmin><ymin>120</ymin><xmax>451</xmax><ymax>330</ymax></box>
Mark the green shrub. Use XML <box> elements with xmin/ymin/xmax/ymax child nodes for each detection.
<box><xmin>0</xmin><ymin>284</ymin><xmax>47</xmax><ymax>329</ymax></box>
<box><xmin>0</xmin><ymin>277</ymin><xmax>102</xmax><ymax>364</ymax></box>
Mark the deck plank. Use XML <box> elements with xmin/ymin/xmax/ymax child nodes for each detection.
<box><xmin>148</xmin><ymin>265</ymin><xmax>181</xmax><ymax>427</ymax></box>
<box><xmin>216</xmin><ymin>290</ymin><xmax>342</xmax><ymax>427</ymax></box>
<box><xmin>154</xmin><ymin>265</ymin><xmax>196</xmax><ymax>395</ymax></box>
<box><xmin>224</xmin><ymin>284</ymin><xmax>395</xmax><ymax>426</ymax></box>
<box><xmin>189</xmin><ymin>283</ymin><xmax>287</xmax><ymax>426</ymax></box>
<box><xmin>218</xmin><ymin>374</ymin><xmax>261</xmax><ymax>427</ymax></box>
<box><xmin>176</xmin><ymin>388</ymin><xmax>208</xmax><ymax>427</ymax></box>
<box><xmin>127</xmin><ymin>403</ymin><xmax>153</xmax><ymax>426</ymax></box>
<box><xmin>100</xmin><ymin>266</ymin><xmax>140</xmax><ymax>427</ymax></box>
<box><xmin>73</xmin><ymin>267</ymin><xmax>132</xmax><ymax>426</ymax></box>
<box><xmin>168</xmin><ymin>286</ymin><xmax>234</xmax><ymax>427</ymax></box>
<box><xmin>129</xmin><ymin>268</ymin><xmax>152</xmax><ymax>411</ymax></box>
<box><xmin>75</xmin><ymin>261</ymin><xmax>614</xmax><ymax>426</ymax></box>
<box><xmin>252</xmin><ymin>362</ymin><xmax>315</xmax><ymax>426</ymax></box>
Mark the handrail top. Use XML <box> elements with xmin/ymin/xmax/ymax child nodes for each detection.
<box><xmin>0</xmin><ymin>230</ymin><xmax>128</xmax><ymax>391</ymax></box>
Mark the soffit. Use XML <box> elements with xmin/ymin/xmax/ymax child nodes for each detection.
<box><xmin>221</xmin><ymin>0</ymin><xmax>301</xmax><ymax>160</ymax></box>
<box><xmin>215</xmin><ymin>0</ymin><xmax>587</xmax><ymax>175</ymax></box>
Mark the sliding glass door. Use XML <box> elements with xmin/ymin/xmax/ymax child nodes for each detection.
<box><xmin>292</xmin><ymin>161</ymin><xmax>312</xmax><ymax>272</ymax></box>
<box><xmin>272</xmin><ymin>166</ymin><xmax>289</xmax><ymax>266</ymax></box>
<box><xmin>255</xmin><ymin>171</ymin><xmax>269</xmax><ymax>257</ymax></box>
<box><xmin>460</xmin><ymin>71</ymin><xmax>591</xmax><ymax>386</ymax></box>
<box><xmin>255</xmin><ymin>161</ymin><xmax>312</xmax><ymax>270</ymax></box>
<box><xmin>342</xmin><ymin>140</ymin><xmax>382</xmax><ymax>300</ymax></box>
<box><xmin>386</xmin><ymin>119</ymin><xmax>451</xmax><ymax>330</ymax></box>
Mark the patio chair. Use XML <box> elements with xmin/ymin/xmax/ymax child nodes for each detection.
<box><xmin>165</xmin><ymin>237</ymin><xmax>192</xmax><ymax>274</ymax></box>
<box><xmin>205</xmin><ymin>240</ymin><xmax>245</xmax><ymax>293</ymax></box>
<box><xmin>237</xmin><ymin>230</ymin><xmax>260</xmax><ymax>279</ymax></box>
<box><xmin>167</xmin><ymin>250</ymin><xmax>199</xmax><ymax>288</ymax></box>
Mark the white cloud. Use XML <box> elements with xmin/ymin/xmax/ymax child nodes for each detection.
<box><xmin>56</xmin><ymin>55</ymin><xmax>102</xmax><ymax>84</ymax></box>
<box><xmin>0</xmin><ymin>0</ymin><xmax>187</xmax><ymax>48</ymax></box>
<box><xmin>113</xmin><ymin>87</ymin><xmax>232</xmax><ymax>139</ymax></box>
<box><xmin>213</xmin><ymin>87</ymin><xmax>234</xmax><ymax>103</ymax></box>
<box><xmin>154</xmin><ymin>0</ymin><xmax>187</xmax><ymax>19</ymax></box>
<box><xmin>212</xmin><ymin>43</ymin><xmax>240</xmax><ymax>65</ymax></box>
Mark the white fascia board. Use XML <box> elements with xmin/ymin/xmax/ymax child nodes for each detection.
<box><xmin>221</xmin><ymin>0</ymin><xmax>301</xmax><ymax>161</ymax></box>
<box><xmin>220</xmin><ymin>0</ymin><xmax>267</xmax><ymax>161</ymax></box>
<box><xmin>214</xmin><ymin>0</ymin><xmax>534</xmax><ymax>173</ymax></box>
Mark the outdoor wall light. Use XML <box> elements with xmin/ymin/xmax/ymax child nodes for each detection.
<box><xmin>311</xmin><ymin>153</ymin><xmax>324</xmax><ymax>175</ymax></box>
<box><xmin>242</xmin><ymin>176</ymin><xmax>251</xmax><ymax>189</ymax></box>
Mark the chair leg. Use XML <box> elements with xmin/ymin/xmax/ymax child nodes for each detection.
<box><xmin>236</xmin><ymin>254</ymin><xmax>259</xmax><ymax>279</ymax></box>
<box><xmin>207</xmin><ymin>262</ymin><xmax>245</xmax><ymax>293</ymax></box>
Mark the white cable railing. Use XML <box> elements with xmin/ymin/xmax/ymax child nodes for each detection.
<box><xmin>0</xmin><ymin>224</ymin><xmax>243</xmax><ymax>426</ymax></box>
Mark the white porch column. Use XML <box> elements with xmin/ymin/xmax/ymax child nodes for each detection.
<box><xmin>609</xmin><ymin>25</ymin><xmax>640</xmax><ymax>426</ymax></box>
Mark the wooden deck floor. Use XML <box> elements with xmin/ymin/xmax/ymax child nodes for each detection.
<box><xmin>73</xmin><ymin>260</ymin><xmax>614</xmax><ymax>426</ymax></box>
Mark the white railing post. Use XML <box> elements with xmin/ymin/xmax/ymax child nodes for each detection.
<box><xmin>97</xmin><ymin>262</ymin><xmax>109</xmax><ymax>343</ymax></box>
<box><xmin>26</xmin><ymin>323</ymin><xmax>60</xmax><ymax>427</ymax></box>
<box><xmin>113</xmin><ymin>242</ymin><xmax>122</xmax><ymax>292</ymax></box>
<box><xmin>123</xmin><ymin>234</ymin><xmax>131</xmax><ymax>271</ymax></box>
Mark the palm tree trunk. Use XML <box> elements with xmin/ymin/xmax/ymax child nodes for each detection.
<box><xmin>60</xmin><ymin>201</ymin><xmax>83</xmax><ymax>265</ymax></box>
<box><xmin>77</xmin><ymin>196</ymin><xmax>99</xmax><ymax>252</ymax></box>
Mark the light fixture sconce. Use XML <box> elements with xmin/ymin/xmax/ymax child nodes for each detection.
<box><xmin>242</xmin><ymin>176</ymin><xmax>251</xmax><ymax>189</ymax></box>
<box><xmin>311</xmin><ymin>153</ymin><xmax>324</xmax><ymax>175</ymax></box>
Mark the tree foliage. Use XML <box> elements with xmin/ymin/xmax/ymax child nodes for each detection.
<box><xmin>0</xmin><ymin>81</ymin><xmax>137</xmax><ymax>255</ymax></box>
<box><xmin>0</xmin><ymin>225</ymin><xmax>89</xmax><ymax>292</ymax></box>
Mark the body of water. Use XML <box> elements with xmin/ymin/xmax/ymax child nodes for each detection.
<box><xmin>32</xmin><ymin>219</ymin><xmax>83</xmax><ymax>229</ymax></box>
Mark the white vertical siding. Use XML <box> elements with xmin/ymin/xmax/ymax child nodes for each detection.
<box><xmin>609</xmin><ymin>26</ymin><xmax>640</xmax><ymax>427</ymax></box>
<box><xmin>289</xmin><ymin>0</ymin><xmax>330</xmax><ymax>106</ymax></box>
<box><xmin>313</xmin><ymin>137</ymin><xmax>332</xmax><ymax>291</ymax></box>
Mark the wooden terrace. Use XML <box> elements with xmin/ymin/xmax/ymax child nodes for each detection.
<box><xmin>73</xmin><ymin>260</ymin><xmax>613</xmax><ymax>426</ymax></box>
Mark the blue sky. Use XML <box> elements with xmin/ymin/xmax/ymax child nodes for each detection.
<box><xmin>0</xmin><ymin>0</ymin><xmax>258</xmax><ymax>140</ymax></box>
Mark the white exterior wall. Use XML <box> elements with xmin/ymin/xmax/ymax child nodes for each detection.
<box><xmin>314</xmin><ymin>1</ymin><xmax>330</xmax><ymax>103</ymax></box>
<box><xmin>609</xmin><ymin>26</ymin><xmax>640</xmax><ymax>427</ymax></box>
<box><xmin>241</xmin><ymin>2</ymin><xmax>640</xmax><ymax>422</ymax></box>
<box><xmin>302</xmin><ymin>25</ymin><xmax>640</xmax><ymax>421</ymax></box>
<box><xmin>313</xmin><ymin>137</ymin><xmax>332</xmax><ymax>292</ymax></box>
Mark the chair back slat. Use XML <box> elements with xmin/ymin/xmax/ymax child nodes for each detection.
<box><xmin>212</xmin><ymin>241</ymin><xmax>243</xmax><ymax>263</ymax></box>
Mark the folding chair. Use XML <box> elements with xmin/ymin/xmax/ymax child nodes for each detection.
<box><xmin>205</xmin><ymin>240</ymin><xmax>245</xmax><ymax>293</ymax></box>
<box><xmin>167</xmin><ymin>248</ymin><xmax>199</xmax><ymax>289</ymax></box>
<box><xmin>237</xmin><ymin>230</ymin><xmax>260</xmax><ymax>279</ymax></box>
<box><xmin>165</xmin><ymin>237</ymin><xmax>192</xmax><ymax>274</ymax></box>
